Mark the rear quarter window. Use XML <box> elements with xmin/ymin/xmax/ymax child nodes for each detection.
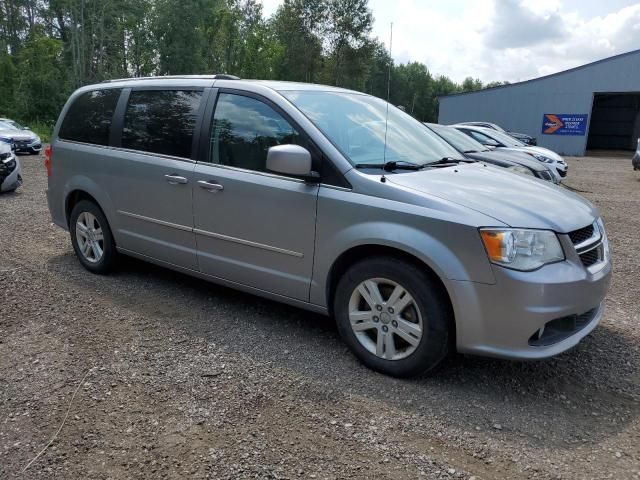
<box><xmin>59</xmin><ymin>89</ymin><xmax>122</xmax><ymax>145</ymax></box>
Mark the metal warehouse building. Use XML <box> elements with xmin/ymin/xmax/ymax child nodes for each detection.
<box><xmin>438</xmin><ymin>49</ymin><xmax>640</xmax><ymax>156</ymax></box>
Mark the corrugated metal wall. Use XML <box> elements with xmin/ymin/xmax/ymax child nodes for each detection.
<box><xmin>438</xmin><ymin>50</ymin><xmax>640</xmax><ymax>156</ymax></box>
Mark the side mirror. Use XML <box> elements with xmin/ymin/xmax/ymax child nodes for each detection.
<box><xmin>266</xmin><ymin>144</ymin><xmax>318</xmax><ymax>180</ymax></box>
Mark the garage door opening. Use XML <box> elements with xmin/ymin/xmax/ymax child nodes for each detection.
<box><xmin>587</xmin><ymin>92</ymin><xmax>640</xmax><ymax>151</ymax></box>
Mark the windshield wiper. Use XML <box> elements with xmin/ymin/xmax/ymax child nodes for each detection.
<box><xmin>355</xmin><ymin>160</ymin><xmax>426</xmax><ymax>171</ymax></box>
<box><xmin>427</xmin><ymin>157</ymin><xmax>476</xmax><ymax>166</ymax></box>
<box><xmin>463</xmin><ymin>149</ymin><xmax>478</xmax><ymax>153</ymax></box>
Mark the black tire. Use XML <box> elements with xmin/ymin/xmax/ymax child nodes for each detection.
<box><xmin>69</xmin><ymin>200</ymin><xmax>117</xmax><ymax>274</ymax></box>
<box><xmin>334</xmin><ymin>256</ymin><xmax>452</xmax><ymax>378</ymax></box>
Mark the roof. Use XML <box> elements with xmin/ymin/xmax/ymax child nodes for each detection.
<box><xmin>98</xmin><ymin>75</ymin><xmax>357</xmax><ymax>93</ymax></box>
<box><xmin>440</xmin><ymin>48</ymin><xmax>640</xmax><ymax>99</ymax></box>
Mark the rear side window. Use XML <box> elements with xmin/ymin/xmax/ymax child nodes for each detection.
<box><xmin>122</xmin><ymin>90</ymin><xmax>203</xmax><ymax>159</ymax></box>
<box><xmin>59</xmin><ymin>89</ymin><xmax>121</xmax><ymax>145</ymax></box>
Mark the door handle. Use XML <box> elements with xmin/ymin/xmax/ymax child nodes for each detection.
<box><xmin>198</xmin><ymin>180</ymin><xmax>224</xmax><ymax>192</ymax></box>
<box><xmin>165</xmin><ymin>174</ymin><xmax>188</xmax><ymax>185</ymax></box>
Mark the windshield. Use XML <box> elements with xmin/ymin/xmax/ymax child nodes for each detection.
<box><xmin>483</xmin><ymin>129</ymin><xmax>526</xmax><ymax>147</ymax></box>
<box><xmin>430</xmin><ymin>124</ymin><xmax>490</xmax><ymax>153</ymax></box>
<box><xmin>0</xmin><ymin>121</ymin><xmax>18</xmax><ymax>131</ymax></box>
<box><xmin>281</xmin><ymin>91</ymin><xmax>463</xmax><ymax>166</ymax></box>
<box><xmin>6</xmin><ymin>120</ymin><xmax>24</xmax><ymax>129</ymax></box>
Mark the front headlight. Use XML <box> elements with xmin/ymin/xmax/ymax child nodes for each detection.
<box><xmin>480</xmin><ymin>228</ymin><xmax>564</xmax><ymax>271</ymax></box>
<box><xmin>527</xmin><ymin>152</ymin><xmax>553</xmax><ymax>163</ymax></box>
<box><xmin>596</xmin><ymin>218</ymin><xmax>610</xmax><ymax>262</ymax></box>
<box><xmin>508</xmin><ymin>165</ymin><xmax>534</xmax><ymax>176</ymax></box>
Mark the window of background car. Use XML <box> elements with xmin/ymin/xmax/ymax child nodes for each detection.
<box><xmin>485</xmin><ymin>129</ymin><xmax>527</xmax><ymax>148</ymax></box>
<box><xmin>281</xmin><ymin>91</ymin><xmax>462</xmax><ymax>166</ymax></box>
<box><xmin>432</xmin><ymin>125</ymin><xmax>489</xmax><ymax>153</ymax></box>
<box><xmin>59</xmin><ymin>89</ymin><xmax>121</xmax><ymax>145</ymax></box>
<box><xmin>210</xmin><ymin>93</ymin><xmax>304</xmax><ymax>172</ymax></box>
<box><xmin>465</xmin><ymin>130</ymin><xmax>500</xmax><ymax>147</ymax></box>
<box><xmin>122</xmin><ymin>90</ymin><xmax>202</xmax><ymax>158</ymax></box>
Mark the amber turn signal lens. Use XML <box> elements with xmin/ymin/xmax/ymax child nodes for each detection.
<box><xmin>480</xmin><ymin>230</ymin><xmax>506</xmax><ymax>262</ymax></box>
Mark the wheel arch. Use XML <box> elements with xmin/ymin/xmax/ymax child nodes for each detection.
<box><xmin>325</xmin><ymin>244</ymin><xmax>456</xmax><ymax>344</ymax></box>
<box><xmin>65</xmin><ymin>190</ymin><xmax>100</xmax><ymax>227</ymax></box>
<box><xmin>62</xmin><ymin>175</ymin><xmax>116</xmax><ymax>231</ymax></box>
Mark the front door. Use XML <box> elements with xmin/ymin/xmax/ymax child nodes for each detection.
<box><xmin>193</xmin><ymin>92</ymin><xmax>319</xmax><ymax>301</ymax></box>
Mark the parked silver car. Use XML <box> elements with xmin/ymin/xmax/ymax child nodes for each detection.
<box><xmin>0</xmin><ymin>139</ymin><xmax>22</xmax><ymax>192</ymax></box>
<box><xmin>46</xmin><ymin>77</ymin><xmax>612</xmax><ymax>377</ymax></box>
<box><xmin>0</xmin><ymin>119</ymin><xmax>42</xmax><ymax>154</ymax></box>
<box><xmin>456</xmin><ymin>121</ymin><xmax>537</xmax><ymax>146</ymax></box>
<box><xmin>455</xmin><ymin>124</ymin><xmax>567</xmax><ymax>181</ymax></box>
<box><xmin>424</xmin><ymin>123</ymin><xmax>557</xmax><ymax>183</ymax></box>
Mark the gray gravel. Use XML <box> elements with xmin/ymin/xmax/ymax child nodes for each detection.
<box><xmin>1</xmin><ymin>152</ymin><xmax>639</xmax><ymax>479</ymax></box>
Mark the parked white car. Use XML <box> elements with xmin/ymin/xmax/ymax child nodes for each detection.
<box><xmin>0</xmin><ymin>118</ymin><xmax>42</xmax><ymax>154</ymax></box>
<box><xmin>0</xmin><ymin>140</ymin><xmax>22</xmax><ymax>192</ymax></box>
<box><xmin>454</xmin><ymin>125</ymin><xmax>568</xmax><ymax>181</ymax></box>
<box><xmin>633</xmin><ymin>138</ymin><xmax>640</xmax><ymax>171</ymax></box>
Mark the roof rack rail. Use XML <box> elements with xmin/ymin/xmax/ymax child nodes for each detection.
<box><xmin>101</xmin><ymin>74</ymin><xmax>241</xmax><ymax>83</ymax></box>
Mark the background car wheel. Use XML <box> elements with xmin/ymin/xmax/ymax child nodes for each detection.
<box><xmin>69</xmin><ymin>200</ymin><xmax>117</xmax><ymax>274</ymax></box>
<box><xmin>334</xmin><ymin>256</ymin><xmax>452</xmax><ymax>378</ymax></box>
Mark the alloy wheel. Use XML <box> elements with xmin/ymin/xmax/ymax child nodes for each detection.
<box><xmin>348</xmin><ymin>277</ymin><xmax>423</xmax><ymax>360</ymax></box>
<box><xmin>75</xmin><ymin>211</ymin><xmax>104</xmax><ymax>263</ymax></box>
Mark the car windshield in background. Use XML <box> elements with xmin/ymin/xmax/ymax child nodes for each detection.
<box><xmin>486</xmin><ymin>129</ymin><xmax>527</xmax><ymax>147</ymax></box>
<box><xmin>0</xmin><ymin>121</ymin><xmax>18</xmax><ymax>131</ymax></box>
<box><xmin>281</xmin><ymin>91</ymin><xmax>463</xmax><ymax>167</ymax></box>
<box><xmin>431</xmin><ymin>125</ymin><xmax>490</xmax><ymax>153</ymax></box>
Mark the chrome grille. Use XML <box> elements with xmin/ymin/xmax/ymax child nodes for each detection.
<box><xmin>568</xmin><ymin>225</ymin><xmax>594</xmax><ymax>245</ymax></box>
<box><xmin>568</xmin><ymin>221</ymin><xmax>607</xmax><ymax>270</ymax></box>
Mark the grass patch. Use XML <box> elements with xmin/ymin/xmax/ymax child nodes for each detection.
<box><xmin>26</xmin><ymin>121</ymin><xmax>54</xmax><ymax>144</ymax></box>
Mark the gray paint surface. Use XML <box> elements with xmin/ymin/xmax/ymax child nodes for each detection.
<box><xmin>438</xmin><ymin>50</ymin><xmax>640</xmax><ymax>156</ymax></box>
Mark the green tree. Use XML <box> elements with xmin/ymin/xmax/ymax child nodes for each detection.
<box><xmin>271</xmin><ymin>0</ymin><xmax>325</xmax><ymax>82</ymax></box>
<box><xmin>153</xmin><ymin>0</ymin><xmax>210</xmax><ymax>75</ymax></box>
<box><xmin>323</xmin><ymin>0</ymin><xmax>373</xmax><ymax>86</ymax></box>
<box><xmin>13</xmin><ymin>33</ymin><xmax>67</xmax><ymax>120</ymax></box>
<box><xmin>461</xmin><ymin>76</ymin><xmax>483</xmax><ymax>92</ymax></box>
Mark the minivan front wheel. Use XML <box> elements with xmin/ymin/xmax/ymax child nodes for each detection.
<box><xmin>334</xmin><ymin>257</ymin><xmax>451</xmax><ymax>377</ymax></box>
<box><xmin>70</xmin><ymin>200</ymin><xmax>117</xmax><ymax>274</ymax></box>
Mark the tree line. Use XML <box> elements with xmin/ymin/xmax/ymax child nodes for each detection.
<box><xmin>0</xmin><ymin>0</ymin><xmax>507</xmax><ymax>129</ymax></box>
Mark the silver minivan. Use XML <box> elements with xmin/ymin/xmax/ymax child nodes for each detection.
<box><xmin>46</xmin><ymin>76</ymin><xmax>612</xmax><ymax>377</ymax></box>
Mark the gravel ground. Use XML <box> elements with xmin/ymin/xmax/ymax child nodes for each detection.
<box><xmin>1</xmin><ymin>153</ymin><xmax>639</xmax><ymax>479</ymax></box>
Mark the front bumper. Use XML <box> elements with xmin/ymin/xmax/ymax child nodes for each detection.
<box><xmin>14</xmin><ymin>140</ymin><xmax>41</xmax><ymax>152</ymax></box>
<box><xmin>0</xmin><ymin>156</ymin><xmax>22</xmax><ymax>192</ymax></box>
<box><xmin>448</xmin><ymin>236</ymin><xmax>611</xmax><ymax>360</ymax></box>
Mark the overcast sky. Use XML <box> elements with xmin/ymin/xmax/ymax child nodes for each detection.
<box><xmin>260</xmin><ymin>0</ymin><xmax>640</xmax><ymax>83</ymax></box>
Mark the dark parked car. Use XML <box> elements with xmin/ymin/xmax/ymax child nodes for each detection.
<box><xmin>424</xmin><ymin>123</ymin><xmax>557</xmax><ymax>183</ymax></box>
<box><xmin>456</xmin><ymin>121</ymin><xmax>537</xmax><ymax>146</ymax></box>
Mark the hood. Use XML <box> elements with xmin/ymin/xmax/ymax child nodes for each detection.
<box><xmin>0</xmin><ymin>128</ymin><xmax>37</xmax><ymax>141</ymax></box>
<box><xmin>386</xmin><ymin>163</ymin><xmax>596</xmax><ymax>232</ymax></box>
<box><xmin>472</xmin><ymin>149</ymin><xmax>547</xmax><ymax>172</ymax></box>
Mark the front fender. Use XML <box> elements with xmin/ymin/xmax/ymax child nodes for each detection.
<box><xmin>310</xmin><ymin>208</ymin><xmax>497</xmax><ymax>308</ymax></box>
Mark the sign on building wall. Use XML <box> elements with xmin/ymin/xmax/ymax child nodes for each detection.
<box><xmin>541</xmin><ymin>114</ymin><xmax>589</xmax><ymax>135</ymax></box>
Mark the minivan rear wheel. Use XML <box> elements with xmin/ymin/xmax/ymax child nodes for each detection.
<box><xmin>69</xmin><ymin>200</ymin><xmax>117</xmax><ymax>274</ymax></box>
<box><xmin>334</xmin><ymin>257</ymin><xmax>451</xmax><ymax>377</ymax></box>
